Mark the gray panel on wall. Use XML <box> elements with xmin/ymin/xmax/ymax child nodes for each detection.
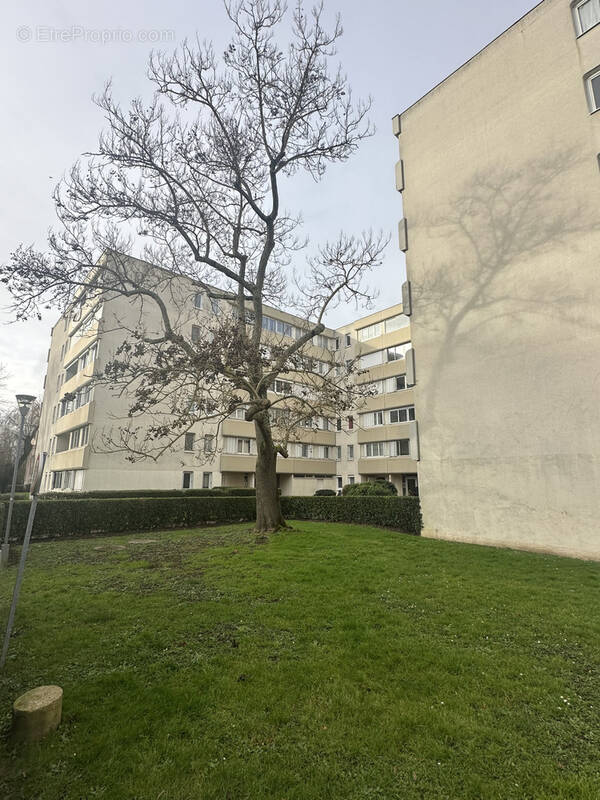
<box><xmin>392</xmin><ymin>114</ymin><xmax>402</xmax><ymax>137</ymax></box>
<box><xmin>398</xmin><ymin>218</ymin><xmax>408</xmax><ymax>252</ymax></box>
<box><xmin>401</xmin><ymin>280</ymin><xmax>412</xmax><ymax>316</ymax></box>
<box><xmin>395</xmin><ymin>160</ymin><xmax>405</xmax><ymax>192</ymax></box>
<box><xmin>406</xmin><ymin>347</ymin><xmax>416</xmax><ymax>387</ymax></box>
<box><xmin>409</xmin><ymin>421</ymin><xmax>420</xmax><ymax>462</ymax></box>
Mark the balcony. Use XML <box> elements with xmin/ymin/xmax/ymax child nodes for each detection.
<box><xmin>357</xmin><ymin>422</ymin><xmax>413</xmax><ymax>444</ymax></box>
<box><xmin>357</xmin><ymin>455</ymin><xmax>417</xmax><ymax>475</ymax></box>
<box><xmin>47</xmin><ymin>446</ymin><xmax>89</xmax><ymax>472</ymax></box>
<box><xmin>219</xmin><ymin>453</ymin><xmax>337</xmax><ymax>476</ymax></box>
<box><xmin>52</xmin><ymin>401</ymin><xmax>94</xmax><ymax>435</ymax></box>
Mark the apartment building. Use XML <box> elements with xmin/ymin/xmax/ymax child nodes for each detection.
<box><xmin>36</xmin><ymin>258</ymin><xmax>418</xmax><ymax>497</ymax></box>
<box><xmin>393</xmin><ymin>0</ymin><xmax>600</xmax><ymax>558</ymax></box>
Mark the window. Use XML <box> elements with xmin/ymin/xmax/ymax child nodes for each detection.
<box><xmin>384</xmin><ymin>314</ymin><xmax>410</xmax><ymax>334</ymax></box>
<box><xmin>586</xmin><ymin>68</ymin><xmax>600</xmax><ymax>112</ymax></box>
<box><xmin>194</xmin><ymin>293</ymin><xmax>203</xmax><ymax>309</ymax></box>
<box><xmin>395</xmin><ymin>375</ymin><xmax>406</xmax><ymax>391</ymax></box>
<box><xmin>312</xmin><ymin>333</ymin><xmax>333</xmax><ymax>349</ymax></box>
<box><xmin>301</xmin><ymin>443</ymin><xmax>311</xmax><ymax>458</ymax></box>
<box><xmin>51</xmin><ymin>469</ymin><xmax>82</xmax><ymax>491</ymax></box>
<box><xmin>81</xmin><ymin>426</ymin><xmax>89</xmax><ymax>446</ymax></box>
<box><xmin>393</xmin><ymin>439</ymin><xmax>410</xmax><ymax>457</ymax></box>
<box><xmin>202</xmin><ymin>472</ymin><xmax>212</xmax><ymax>489</ymax></box>
<box><xmin>191</xmin><ymin>325</ymin><xmax>201</xmax><ymax>343</ymax></box>
<box><xmin>71</xmin><ymin>300</ymin><xmax>83</xmax><ymax>322</ymax></box>
<box><xmin>183</xmin><ymin>471</ymin><xmax>193</xmax><ymax>489</ymax></box>
<box><xmin>263</xmin><ymin>315</ymin><xmax>294</xmax><ymax>338</ymax></box>
<box><xmin>574</xmin><ymin>0</ymin><xmax>600</xmax><ymax>35</ymax></box>
<box><xmin>357</xmin><ymin>322</ymin><xmax>382</xmax><ymax>342</ymax></box>
<box><xmin>65</xmin><ymin>360</ymin><xmax>78</xmax><ymax>381</ymax></box>
<box><xmin>348</xmin><ymin>416</ymin><xmax>354</xmax><ymax>430</ymax></box>
<box><xmin>204</xmin><ymin>434</ymin><xmax>215</xmax><ymax>453</ymax></box>
<box><xmin>323</xmin><ymin>446</ymin><xmax>330</xmax><ymax>459</ymax></box>
<box><xmin>230</xmin><ymin>407</ymin><xmax>246</xmax><ymax>420</ymax></box>
<box><xmin>387</xmin><ymin>343</ymin><xmax>410</xmax><ymax>362</ymax></box>
<box><xmin>372</xmin><ymin>411</ymin><xmax>384</xmax><ymax>427</ymax></box>
<box><xmin>210</xmin><ymin>297</ymin><xmax>220</xmax><ymax>315</ymax></box>
<box><xmin>336</xmin><ymin>418</ymin><xmax>342</xmax><ymax>431</ymax></box>
<box><xmin>69</xmin><ymin>428</ymin><xmax>81</xmax><ymax>449</ymax></box>
<box><xmin>365</xmin><ymin>442</ymin><xmax>385</xmax><ymax>458</ymax></box>
<box><xmin>79</xmin><ymin>343</ymin><xmax>97</xmax><ymax>371</ymax></box>
<box><xmin>345</xmin><ymin>333</ymin><xmax>351</xmax><ymax>347</ymax></box>
<box><xmin>347</xmin><ymin>445</ymin><xmax>354</xmax><ymax>461</ymax></box>
<box><xmin>348</xmin><ymin>475</ymin><xmax>355</xmax><ymax>485</ymax></box>
<box><xmin>335</xmin><ymin>337</ymin><xmax>340</xmax><ymax>350</ymax></box>
<box><xmin>358</xmin><ymin>349</ymin><xmax>384</xmax><ymax>369</ymax></box>
<box><xmin>273</xmin><ymin>379</ymin><xmax>292</xmax><ymax>394</ymax></box>
<box><xmin>237</xmin><ymin>438</ymin><xmax>252</xmax><ymax>454</ymax></box>
<box><xmin>336</xmin><ymin>446</ymin><xmax>342</xmax><ymax>460</ymax></box>
<box><xmin>184</xmin><ymin>432</ymin><xmax>195</xmax><ymax>452</ymax></box>
<box><xmin>76</xmin><ymin>384</ymin><xmax>92</xmax><ymax>408</ymax></box>
<box><xmin>389</xmin><ymin>405</ymin><xmax>416</xmax><ymax>424</ymax></box>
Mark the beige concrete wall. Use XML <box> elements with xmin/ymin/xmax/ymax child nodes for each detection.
<box><xmin>398</xmin><ymin>0</ymin><xmax>600</xmax><ymax>559</ymax></box>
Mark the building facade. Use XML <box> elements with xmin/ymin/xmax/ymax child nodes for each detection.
<box><xmin>394</xmin><ymin>0</ymin><xmax>600</xmax><ymax>558</ymax></box>
<box><xmin>35</xmin><ymin>261</ymin><xmax>419</xmax><ymax>497</ymax></box>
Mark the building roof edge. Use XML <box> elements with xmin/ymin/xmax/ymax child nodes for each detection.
<box><xmin>394</xmin><ymin>1</ymin><xmax>545</xmax><ymax>119</ymax></box>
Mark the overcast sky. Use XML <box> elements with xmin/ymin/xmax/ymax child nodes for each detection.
<box><xmin>0</xmin><ymin>0</ymin><xmax>536</xmax><ymax>401</ymax></box>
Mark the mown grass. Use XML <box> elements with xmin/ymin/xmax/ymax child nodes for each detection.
<box><xmin>0</xmin><ymin>522</ymin><xmax>598</xmax><ymax>799</ymax></box>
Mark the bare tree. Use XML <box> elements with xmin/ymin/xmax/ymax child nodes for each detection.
<box><xmin>1</xmin><ymin>0</ymin><xmax>385</xmax><ymax>530</ymax></box>
<box><xmin>0</xmin><ymin>399</ymin><xmax>41</xmax><ymax>493</ymax></box>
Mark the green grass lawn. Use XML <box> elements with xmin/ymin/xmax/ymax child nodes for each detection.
<box><xmin>0</xmin><ymin>523</ymin><xmax>598</xmax><ymax>799</ymax></box>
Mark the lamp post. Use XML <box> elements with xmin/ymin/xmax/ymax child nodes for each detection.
<box><xmin>0</xmin><ymin>394</ymin><xmax>36</xmax><ymax>569</ymax></box>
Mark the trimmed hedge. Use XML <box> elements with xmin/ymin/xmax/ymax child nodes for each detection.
<box><xmin>281</xmin><ymin>496</ymin><xmax>421</xmax><ymax>535</ymax></box>
<box><xmin>41</xmin><ymin>488</ymin><xmax>256</xmax><ymax>500</ymax></box>
<box><xmin>314</xmin><ymin>489</ymin><xmax>336</xmax><ymax>497</ymax></box>
<box><xmin>343</xmin><ymin>481</ymin><xmax>397</xmax><ymax>496</ymax></box>
<box><xmin>4</xmin><ymin>495</ymin><xmax>421</xmax><ymax>542</ymax></box>
<box><xmin>7</xmin><ymin>497</ymin><xmax>256</xmax><ymax>542</ymax></box>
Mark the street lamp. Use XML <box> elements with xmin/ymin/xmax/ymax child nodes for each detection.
<box><xmin>0</xmin><ymin>394</ymin><xmax>36</xmax><ymax>568</ymax></box>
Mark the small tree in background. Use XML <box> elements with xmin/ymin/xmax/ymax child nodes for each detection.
<box><xmin>1</xmin><ymin>0</ymin><xmax>385</xmax><ymax>530</ymax></box>
<box><xmin>0</xmin><ymin>399</ymin><xmax>41</xmax><ymax>493</ymax></box>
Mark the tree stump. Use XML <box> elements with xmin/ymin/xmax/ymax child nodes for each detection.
<box><xmin>12</xmin><ymin>686</ymin><xmax>63</xmax><ymax>742</ymax></box>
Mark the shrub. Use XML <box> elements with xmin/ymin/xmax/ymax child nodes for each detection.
<box><xmin>0</xmin><ymin>492</ymin><xmax>30</xmax><ymax>502</ymax></box>
<box><xmin>7</xmin><ymin>497</ymin><xmax>257</xmax><ymax>542</ymax></box>
<box><xmin>314</xmin><ymin>489</ymin><xmax>336</xmax><ymax>497</ymax></box>
<box><xmin>281</xmin><ymin>496</ymin><xmax>421</xmax><ymax>535</ymax></box>
<box><xmin>3</xmin><ymin>494</ymin><xmax>421</xmax><ymax>541</ymax></box>
<box><xmin>342</xmin><ymin>481</ymin><xmax>397</xmax><ymax>496</ymax></box>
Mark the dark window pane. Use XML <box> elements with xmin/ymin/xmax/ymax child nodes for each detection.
<box><xmin>591</xmin><ymin>74</ymin><xmax>600</xmax><ymax>110</ymax></box>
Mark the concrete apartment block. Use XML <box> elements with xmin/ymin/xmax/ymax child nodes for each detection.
<box><xmin>36</xmin><ymin>258</ymin><xmax>419</xmax><ymax>498</ymax></box>
<box><xmin>394</xmin><ymin>0</ymin><xmax>600</xmax><ymax>559</ymax></box>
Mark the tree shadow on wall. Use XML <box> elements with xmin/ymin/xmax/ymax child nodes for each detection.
<box><xmin>411</xmin><ymin>149</ymin><xmax>598</xmax><ymax>421</ymax></box>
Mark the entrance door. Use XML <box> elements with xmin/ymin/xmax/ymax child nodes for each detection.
<box><xmin>402</xmin><ymin>474</ymin><xmax>419</xmax><ymax>497</ymax></box>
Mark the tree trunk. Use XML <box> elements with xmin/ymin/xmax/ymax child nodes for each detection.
<box><xmin>254</xmin><ymin>413</ymin><xmax>286</xmax><ymax>532</ymax></box>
